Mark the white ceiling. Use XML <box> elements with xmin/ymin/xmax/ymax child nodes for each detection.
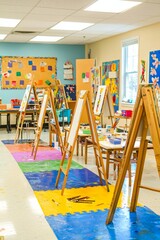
<box><xmin>0</xmin><ymin>0</ymin><xmax>160</xmax><ymax>44</ymax></box>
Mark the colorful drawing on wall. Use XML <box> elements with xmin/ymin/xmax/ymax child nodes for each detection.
<box><xmin>90</xmin><ymin>66</ymin><xmax>101</xmax><ymax>103</ymax></box>
<box><xmin>149</xmin><ymin>50</ymin><xmax>160</xmax><ymax>89</ymax></box>
<box><xmin>64</xmin><ymin>84</ymin><xmax>76</xmax><ymax>101</ymax></box>
<box><xmin>102</xmin><ymin>60</ymin><xmax>120</xmax><ymax>111</ymax></box>
<box><xmin>82</xmin><ymin>72</ymin><xmax>90</xmax><ymax>83</ymax></box>
<box><xmin>1</xmin><ymin>56</ymin><xmax>57</xmax><ymax>89</ymax></box>
<box><xmin>140</xmin><ymin>60</ymin><xmax>146</xmax><ymax>83</ymax></box>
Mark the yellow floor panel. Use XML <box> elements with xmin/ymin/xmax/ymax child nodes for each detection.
<box><xmin>35</xmin><ymin>185</ymin><xmax>126</xmax><ymax>216</ymax></box>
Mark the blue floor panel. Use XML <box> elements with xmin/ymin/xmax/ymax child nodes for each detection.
<box><xmin>24</xmin><ymin>168</ymin><xmax>106</xmax><ymax>191</ymax></box>
<box><xmin>46</xmin><ymin>207</ymin><xmax>160</xmax><ymax>240</ymax></box>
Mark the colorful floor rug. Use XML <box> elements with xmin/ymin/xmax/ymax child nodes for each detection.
<box><xmin>4</xmin><ymin>140</ymin><xmax>160</xmax><ymax>240</ymax></box>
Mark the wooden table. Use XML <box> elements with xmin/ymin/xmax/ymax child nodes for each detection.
<box><xmin>0</xmin><ymin>108</ymin><xmax>19</xmax><ymax>132</ymax></box>
<box><xmin>63</xmin><ymin>126</ymin><xmax>91</xmax><ymax>156</ymax></box>
<box><xmin>84</xmin><ymin>137</ymin><xmax>153</xmax><ymax>186</ymax></box>
<box><xmin>0</xmin><ymin>108</ymin><xmax>38</xmax><ymax>133</ymax></box>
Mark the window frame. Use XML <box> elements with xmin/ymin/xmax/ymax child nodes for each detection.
<box><xmin>121</xmin><ymin>37</ymin><xmax>139</xmax><ymax>106</ymax></box>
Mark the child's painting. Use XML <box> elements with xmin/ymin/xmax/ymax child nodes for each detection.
<box><xmin>149</xmin><ymin>50</ymin><xmax>160</xmax><ymax>89</ymax></box>
<box><xmin>102</xmin><ymin>60</ymin><xmax>120</xmax><ymax>111</ymax></box>
<box><xmin>90</xmin><ymin>66</ymin><xmax>101</xmax><ymax>104</ymax></box>
<box><xmin>64</xmin><ymin>84</ymin><xmax>76</xmax><ymax>101</ymax></box>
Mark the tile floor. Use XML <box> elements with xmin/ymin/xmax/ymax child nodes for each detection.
<box><xmin>0</xmin><ymin>128</ymin><xmax>160</xmax><ymax>240</ymax></box>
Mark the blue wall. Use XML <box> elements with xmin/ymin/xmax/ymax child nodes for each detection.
<box><xmin>0</xmin><ymin>42</ymin><xmax>85</xmax><ymax>103</ymax></box>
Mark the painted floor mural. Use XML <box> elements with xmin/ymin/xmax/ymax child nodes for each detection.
<box><xmin>4</xmin><ymin>140</ymin><xmax>160</xmax><ymax>240</ymax></box>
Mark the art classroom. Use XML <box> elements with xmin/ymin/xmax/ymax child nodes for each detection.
<box><xmin>0</xmin><ymin>1</ymin><xmax>160</xmax><ymax>240</ymax></box>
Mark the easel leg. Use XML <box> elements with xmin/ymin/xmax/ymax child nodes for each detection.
<box><xmin>106</xmin><ymin>97</ymin><xmax>144</xmax><ymax>224</ymax></box>
<box><xmin>94</xmin><ymin>146</ymin><xmax>110</xmax><ymax>192</ymax></box>
<box><xmin>84</xmin><ymin>138</ymin><xmax>88</xmax><ymax>164</ymax></box>
<box><xmin>55</xmin><ymin>153</ymin><xmax>65</xmax><ymax>187</ymax></box>
<box><xmin>55</xmin><ymin>149</ymin><xmax>72</xmax><ymax>195</ymax></box>
<box><xmin>130</xmin><ymin>139</ymin><xmax>148</xmax><ymax>212</ymax></box>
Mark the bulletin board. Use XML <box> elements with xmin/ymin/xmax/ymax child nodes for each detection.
<box><xmin>1</xmin><ymin>56</ymin><xmax>57</xmax><ymax>89</ymax></box>
<box><xmin>76</xmin><ymin>58</ymin><xmax>95</xmax><ymax>123</ymax></box>
<box><xmin>102</xmin><ymin>60</ymin><xmax>120</xmax><ymax>112</ymax></box>
<box><xmin>149</xmin><ymin>50</ymin><xmax>160</xmax><ymax>88</ymax></box>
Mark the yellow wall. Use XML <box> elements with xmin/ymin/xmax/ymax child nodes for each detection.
<box><xmin>85</xmin><ymin>22</ymin><xmax>160</xmax><ymax>110</ymax></box>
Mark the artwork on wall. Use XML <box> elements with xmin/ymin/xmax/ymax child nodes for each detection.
<box><xmin>82</xmin><ymin>72</ymin><xmax>90</xmax><ymax>83</ymax></box>
<box><xmin>1</xmin><ymin>56</ymin><xmax>57</xmax><ymax>89</ymax></box>
<box><xmin>63</xmin><ymin>61</ymin><xmax>74</xmax><ymax>80</ymax></box>
<box><xmin>90</xmin><ymin>66</ymin><xmax>101</xmax><ymax>103</ymax></box>
<box><xmin>64</xmin><ymin>84</ymin><xmax>76</xmax><ymax>101</ymax></box>
<box><xmin>149</xmin><ymin>50</ymin><xmax>160</xmax><ymax>89</ymax></box>
<box><xmin>102</xmin><ymin>60</ymin><xmax>120</xmax><ymax>111</ymax></box>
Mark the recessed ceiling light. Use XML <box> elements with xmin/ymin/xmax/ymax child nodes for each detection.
<box><xmin>30</xmin><ymin>36</ymin><xmax>64</xmax><ymax>42</ymax></box>
<box><xmin>51</xmin><ymin>21</ymin><xmax>94</xmax><ymax>31</ymax></box>
<box><xmin>0</xmin><ymin>34</ymin><xmax>7</xmax><ymax>40</ymax></box>
<box><xmin>0</xmin><ymin>18</ymin><xmax>21</xmax><ymax>27</ymax></box>
<box><xmin>84</xmin><ymin>0</ymin><xmax>142</xmax><ymax>13</ymax></box>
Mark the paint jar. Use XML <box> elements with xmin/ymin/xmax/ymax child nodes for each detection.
<box><xmin>106</xmin><ymin>125</ymin><xmax>111</xmax><ymax>132</ymax></box>
<box><xmin>55</xmin><ymin>142</ymin><xmax>59</xmax><ymax>149</ymax></box>
<box><xmin>97</xmin><ymin>125</ymin><xmax>102</xmax><ymax>134</ymax></box>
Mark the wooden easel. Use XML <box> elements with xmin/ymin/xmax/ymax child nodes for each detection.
<box><xmin>31</xmin><ymin>87</ymin><xmax>64</xmax><ymax>159</ymax></box>
<box><xmin>14</xmin><ymin>81</ymin><xmax>39</xmax><ymax>143</ymax></box>
<box><xmin>106</xmin><ymin>84</ymin><xmax>160</xmax><ymax>224</ymax></box>
<box><xmin>55</xmin><ymin>90</ymin><xmax>109</xmax><ymax>195</ymax></box>
<box><xmin>47</xmin><ymin>79</ymin><xmax>70</xmax><ymax>145</ymax></box>
<box><xmin>94</xmin><ymin>85</ymin><xmax>115</xmax><ymax>126</ymax></box>
<box><xmin>46</xmin><ymin>79</ymin><xmax>69</xmax><ymax>109</ymax></box>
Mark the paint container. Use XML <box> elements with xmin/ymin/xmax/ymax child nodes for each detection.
<box><xmin>106</xmin><ymin>125</ymin><xmax>111</xmax><ymax>132</ymax></box>
<box><xmin>55</xmin><ymin>142</ymin><xmax>59</xmax><ymax>149</ymax></box>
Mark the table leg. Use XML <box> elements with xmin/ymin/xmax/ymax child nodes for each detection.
<box><xmin>106</xmin><ymin>151</ymin><xmax>110</xmax><ymax>180</ymax></box>
<box><xmin>84</xmin><ymin>138</ymin><xmax>88</xmax><ymax>164</ymax></box>
<box><xmin>76</xmin><ymin>136</ymin><xmax>80</xmax><ymax>156</ymax></box>
<box><xmin>7</xmin><ymin>113</ymin><xmax>11</xmax><ymax>133</ymax></box>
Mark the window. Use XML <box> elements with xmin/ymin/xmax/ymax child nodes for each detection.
<box><xmin>121</xmin><ymin>38</ymin><xmax>139</xmax><ymax>104</ymax></box>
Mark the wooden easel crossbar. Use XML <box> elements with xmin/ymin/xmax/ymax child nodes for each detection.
<box><xmin>106</xmin><ymin>84</ymin><xmax>160</xmax><ymax>224</ymax></box>
<box><xmin>55</xmin><ymin>90</ymin><xmax>109</xmax><ymax>195</ymax></box>
<box><xmin>31</xmin><ymin>88</ymin><xmax>64</xmax><ymax>159</ymax></box>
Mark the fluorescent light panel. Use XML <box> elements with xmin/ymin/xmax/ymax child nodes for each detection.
<box><xmin>85</xmin><ymin>0</ymin><xmax>142</xmax><ymax>13</ymax></box>
<box><xmin>51</xmin><ymin>21</ymin><xmax>94</xmax><ymax>31</ymax></box>
<box><xmin>0</xmin><ymin>34</ymin><xmax>7</xmax><ymax>40</ymax></box>
<box><xmin>30</xmin><ymin>36</ymin><xmax>64</xmax><ymax>42</ymax></box>
<box><xmin>0</xmin><ymin>18</ymin><xmax>21</xmax><ymax>27</ymax></box>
